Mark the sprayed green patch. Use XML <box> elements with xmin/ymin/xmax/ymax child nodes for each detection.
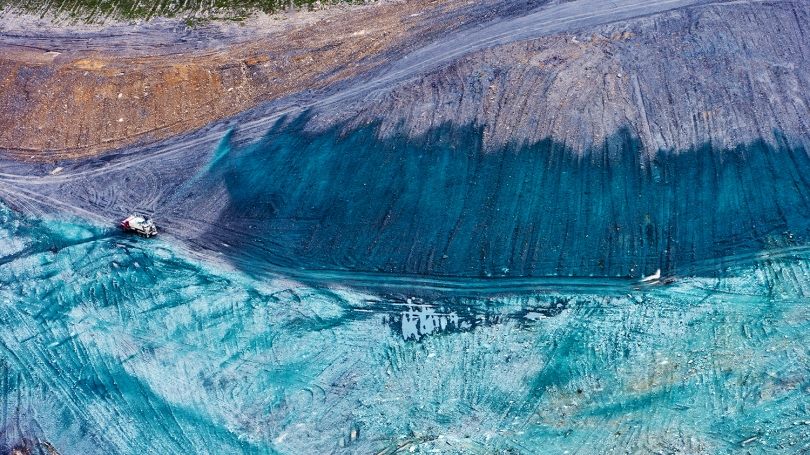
<box><xmin>0</xmin><ymin>0</ymin><xmax>368</xmax><ymax>24</ymax></box>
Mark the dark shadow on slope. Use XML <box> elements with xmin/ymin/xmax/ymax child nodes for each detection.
<box><xmin>193</xmin><ymin>112</ymin><xmax>810</xmax><ymax>280</ymax></box>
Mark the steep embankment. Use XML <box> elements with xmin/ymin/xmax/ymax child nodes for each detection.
<box><xmin>333</xmin><ymin>1</ymin><xmax>810</xmax><ymax>156</ymax></box>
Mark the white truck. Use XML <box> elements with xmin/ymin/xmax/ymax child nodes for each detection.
<box><xmin>121</xmin><ymin>214</ymin><xmax>157</xmax><ymax>238</ymax></box>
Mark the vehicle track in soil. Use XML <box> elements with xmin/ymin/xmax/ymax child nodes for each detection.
<box><xmin>0</xmin><ymin>0</ymin><xmax>735</xmax><ymax>181</ymax></box>
<box><xmin>0</xmin><ymin>0</ymin><xmax>801</xmax><ymax>281</ymax></box>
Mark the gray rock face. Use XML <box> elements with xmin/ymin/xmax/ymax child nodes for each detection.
<box><xmin>327</xmin><ymin>1</ymin><xmax>810</xmax><ymax>156</ymax></box>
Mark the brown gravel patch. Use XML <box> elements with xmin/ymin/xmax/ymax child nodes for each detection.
<box><xmin>0</xmin><ymin>0</ymin><xmax>477</xmax><ymax>161</ymax></box>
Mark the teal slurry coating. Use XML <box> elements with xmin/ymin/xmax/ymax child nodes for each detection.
<box><xmin>193</xmin><ymin>115</ymin><xmax>810</xmax><ymax>279</ymax></box>
<box><xmin>1</xmin><ymin>199</ymin><xmax>810</xmax><ymax>454</ymax></box>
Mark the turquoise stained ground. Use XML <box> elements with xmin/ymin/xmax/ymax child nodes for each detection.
<box><xmin>1</xmin><ymin>201</ymin><xmax>810</xmax><ymax>454</ymax></box>
<box><xmin>188</xmin><ymin>118</ymin><xmax>810</xmax><ymax>280</ymax></box>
